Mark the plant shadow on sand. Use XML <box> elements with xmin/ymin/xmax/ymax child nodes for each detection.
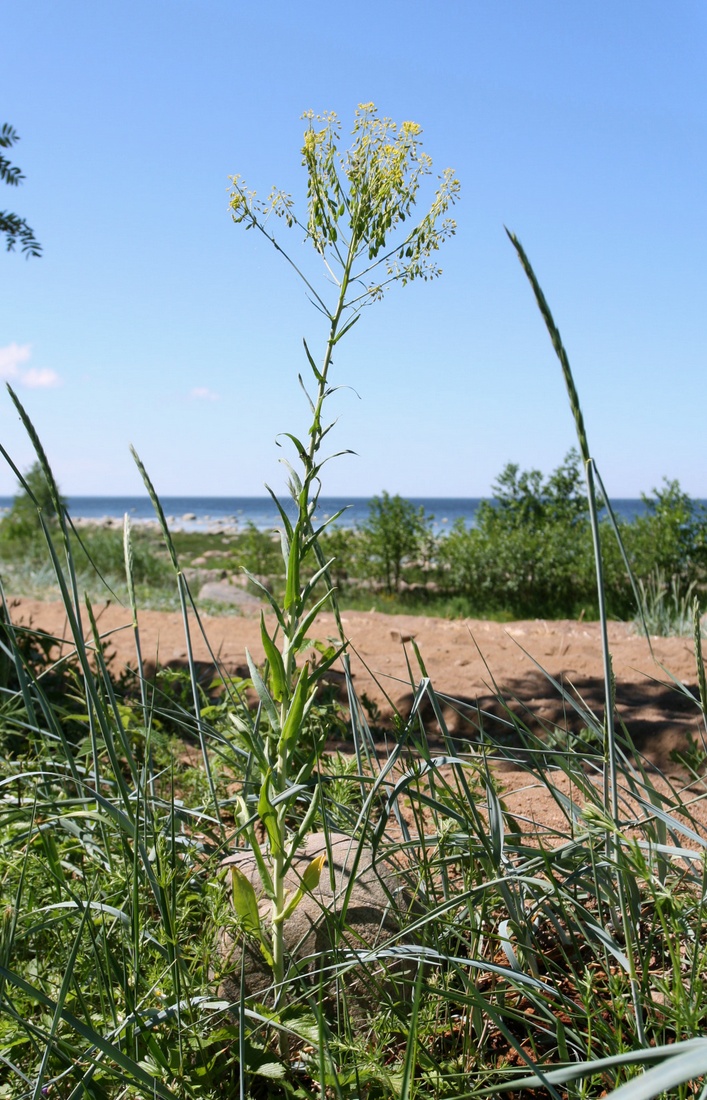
<box><xmin>394</xmin><ymin>672</ymin><xmax>704</xmax><ymax>776</ymax></box>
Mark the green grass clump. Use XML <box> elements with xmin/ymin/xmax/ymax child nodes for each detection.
<box><xmin>3</xmin><ymin>573</ymin><xmax>707</xmax><ymax>1099</ymax></box>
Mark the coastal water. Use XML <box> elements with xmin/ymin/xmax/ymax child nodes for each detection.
<box><xmin>0</xmin><ymin>495</ymin><xmax>661</xmax><ymax>534</ymax></box>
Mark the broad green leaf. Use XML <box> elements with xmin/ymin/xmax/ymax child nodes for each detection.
<box><xmin>279</xmin><ymin>854</ymin><xmax>327</xmax><ymax>922</ymax></box>
<box><xmin>230</xmin><ymin>865</ymin><xmax>262</xmax><ymax>939</ymax></box>
<box><xmin>278</xmin><ymin>662</ymin><xmax>310</xmax><ymax>752</ymax></box>
<box><xmin>257</xmin><ymin>771</ymin><xmax>283</xmax><ymax>858</ymax></box>
<box><xmin>245</xmin><ymin>1045</ymin><xmax>286</xmax><ymax>1080</ymax></box>
<box><xmin>245</xmin><ymin>648</ymin><xmax>280</xmax><ymax>734</ymax></box>
<box><xmin>260</xmin><ymin>614</ymin><xmax>286</xmax><ymax>702</ymax></box>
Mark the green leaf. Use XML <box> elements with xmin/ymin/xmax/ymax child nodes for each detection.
<box><xmin>257</xmin><ymin>771</ymin><xmax>283</xmax><ymax>858</ymax></box>
<box><xmin>245</xmin><ymin>648</ymin><xmax>280</xmax><ymax>734</ymax></box>
<box><xmin>260</xmin><ymin>613</ymin><xmax>286</xmax><ymax>702</ymax></box>
<box><xmin>307</xmin><ymin>641</ymin><xmax>347</xmax><ymax>686</ymax></box>
<box><xmin>284</xmin><ymin>523</ymin><xmax>301</xmax><ymax>612</ymax></box>
<box><xmin>303</xmin><ymin>341</ymin><xmax>325</xmax><ymax>385</ymax></box>
<box><xmin>264</xmin><ymin>484</ymin><xmax>293</xmax><ymax>541</ymax></box>
<box><xmin>280</xmin><ymin>432</ymin><xmax>307</xmax><ymax>461</ymax></box>
<box><xmin>332</xmin><ymin>312</ymin><xmax>360</xmax><ymax>344</ymax></box>
<box><xmin>246</xmin><ymin>1046</ymin><xmax>286</xmax><ymax>1080</ymax></box>
<box><xmin>242</xmin><ymin>569</ymin><xmax>285</xmax><ymax>628</ymax></box>
<box><xmin>279</xmin><ymin>854</ymin><xmax>327</xmax><ymax>922</ymax></box>
<box><xmin>230</xmin><ymin>865</ymin><xmax>262</xmax><ymax>937</ymax></box>
<box><xmin>278</xmin><ymin>662</ymin><xmax>310</xmax><ymax>753</ymax></box>
<box><xmin>291</xmin><ymin>595</ymin><xmax>333</xmax><ymax>656</ymax></box>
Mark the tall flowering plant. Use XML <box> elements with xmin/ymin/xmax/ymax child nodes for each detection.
<box><xmin>226</xmin><ymin>104</ymin><xmax>459</xmax><ymax>1020</ymax></box>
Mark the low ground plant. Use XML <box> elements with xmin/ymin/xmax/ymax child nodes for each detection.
<box><xmin>0</xmin><ymin>105</ymin><xmax>706</xmax><ymax>1100</ymax></box>
<box><xmin>0</xmin><ymin>468</ymin><xmax>173</xmax><ymax>604</ymax></box>
<box><xmin>636</xmin><ymin>569</ymin><xmax>703</xmax><ymax>638</ymax></box>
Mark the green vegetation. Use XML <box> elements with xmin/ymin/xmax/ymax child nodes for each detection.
<box><xmin>1</xmin><ymin>122</ymin><xmax>42</xmax><ymax>257</ymax></box>
<box><xmin>359</xmin><ymin>492</ymin><xmax>433</xmax><ymax>595</ymax></box>
<box><xmin>436</xmin><ymin>452</ymin><xmax>707</xmax><ymax>623</ymax></box>
<box><xmin>0</xmin><ymin>466</ymin><xmax>172</xmax><ymax>604</ymax></box>
<box><xmin>1</xmin><ymin>105</ymin><xmax>706</xmax><ymax>1099</ymax></box>
<box><xmin>225</xmin><ymin>101</ymin><xmax>458</xmax><ymax>1052</ymax></box>
<box><xmin>2</xmin><ymin>455</ymin><xmax>705</xmax><ymax>630</ymax></box>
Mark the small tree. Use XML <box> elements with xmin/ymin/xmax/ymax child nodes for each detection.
<box><xmin>624</xmin><ymin>479</ymin><xmax>707</xmax><ymax>589</ymax></box>
<box><xmin>1</xmin><ymin>124</ymin><xmax>41</xmax><ymax>257</ymax></box>
<box><xmin>361</xmin><ymin>491</ymin><xmax>431</xmax><ymax>593</ymax></box>
<box><xmin>1</xmin><ymin>461</ymin><xmax>66</xmax><ymax>546</ymax></box>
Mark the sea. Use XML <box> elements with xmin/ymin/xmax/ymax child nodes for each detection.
<box><xmin>0</xmin><ymin>495</ymin><xmax>665</xmax><ymax>535</ymax></box>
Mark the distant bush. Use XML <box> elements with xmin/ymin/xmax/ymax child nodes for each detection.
<box><xmin>0</xmin><ymin>460</ymin><xmax>66</xmax><ymax>559</ymax></box>
<box><xmin>621</xmin><ymin>479</ymin><xmax>707</xmax><ymax>587</ymax></box>
<box><xmin>228</xmin><ymin>521</ymin><xmax>282</xmax><ymax>577</ymax></box>
<box><xmin>424</xmin><ymin>453</ymin><xmax>706</xmax><ymax>621</ymax></box>
<box><xmin>357</xmin><ymin>491</ymin><xmax>433</xmax><ymax>593</ymax></box>
<box><xmin>319</xmin><ymin>524</ymin><xmax>363</xmax><ymax>589</ymax></box>
<box><xmin>72</xmin><ymin>525</ymin><xmax>170</xmax><ymax>587</ymax></box>
<box><xmin>437</xmin><ymin>450</ymin><xmax>602</xmax><ymax>618</ymax></box>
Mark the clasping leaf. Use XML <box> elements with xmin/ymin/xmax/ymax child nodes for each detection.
<box><xmin>278</xmin><ymin>854</ymin><xmax>327</xmax><ymax>923</ymax></box>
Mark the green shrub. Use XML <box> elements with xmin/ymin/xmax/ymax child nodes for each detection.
<box><xmin>436</xmin><ymin>453</ymin><xmax>707</xmax><ymax>621</ymax></box>
<box><xmin>438</xmin><ymin>450</ymin><xmax>601</xmax><ymax>617</ymax></box>
<box><xmin>228</xmin><ymin>521</ymin><xmax>282</xmax><ymax>576</ymax></box>
<box><xmin>0</xmin><ymin>460</ymin><xmax>66</xmax><ymax>561</ymax></box>
<box><xmin>318</xmin><ymin>523</ymin><xmax>362</xmax><ymax>588</ymax></box>
<box><xmin>622</xmin><ymin>478</ymin><xmax>707</xmax><ymax>588</ymax></box>
<box><xmin>357</xmin><ymin>491</ymin><xmax>433</xmax><ymax>593</ymax></box>
<box><xmin>0</xmin><ymin>462</ymin><xmax>169</xmax><ymax>590</ymax></box>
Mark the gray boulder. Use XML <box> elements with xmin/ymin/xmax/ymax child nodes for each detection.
<box><xmin>217</xmin><ymin>831</ymin><xmax>419</xmax><ymax>1023</ymax></box>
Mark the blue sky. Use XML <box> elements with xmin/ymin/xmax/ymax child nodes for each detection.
<box><xmin>2</xmin><ymin>1</ymin><xmax>706</xmax><ymax>499</ymax></box>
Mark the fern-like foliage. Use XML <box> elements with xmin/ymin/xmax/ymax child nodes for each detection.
<box><xmin>0</xmin><ymin>122</ymin><xmax>42</xmax><ymax>257</ymax></box>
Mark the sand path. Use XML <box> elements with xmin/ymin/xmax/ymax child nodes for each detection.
<box><xmin>8</xmin><ymin>597</ymin><xmax>707</xmax><ymax>836</ymax></box>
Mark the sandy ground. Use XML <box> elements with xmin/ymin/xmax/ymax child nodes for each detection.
<box><xmin>7</xmin><ymin>597</ymin><xmax>707</xmax><ymax>837</ymax></box>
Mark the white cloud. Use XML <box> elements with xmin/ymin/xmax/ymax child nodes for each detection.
<box><xmin>189</xmin><ymin>386</ymin><xmax>220</xmax><ymax>401</ymax></box>
<box><xmin>0</xmin><ymin>342</ymin><xmax>32</xmax><ymax>379</ymax></box>
<box><xmin>22</xmin><ymin>367</ymin><xmax>61</xmax><ymax>389</ymax></box>
<box><xmin>0</xmin><ymin>343</ymin><xmax>61</xmax><ymax>389</ymax></box>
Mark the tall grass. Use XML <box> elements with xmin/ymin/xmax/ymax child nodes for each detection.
<box><xmin>1</xmin><ymin>109</ymin><xmax>707</xmax><ymax>1099</ymax></box>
